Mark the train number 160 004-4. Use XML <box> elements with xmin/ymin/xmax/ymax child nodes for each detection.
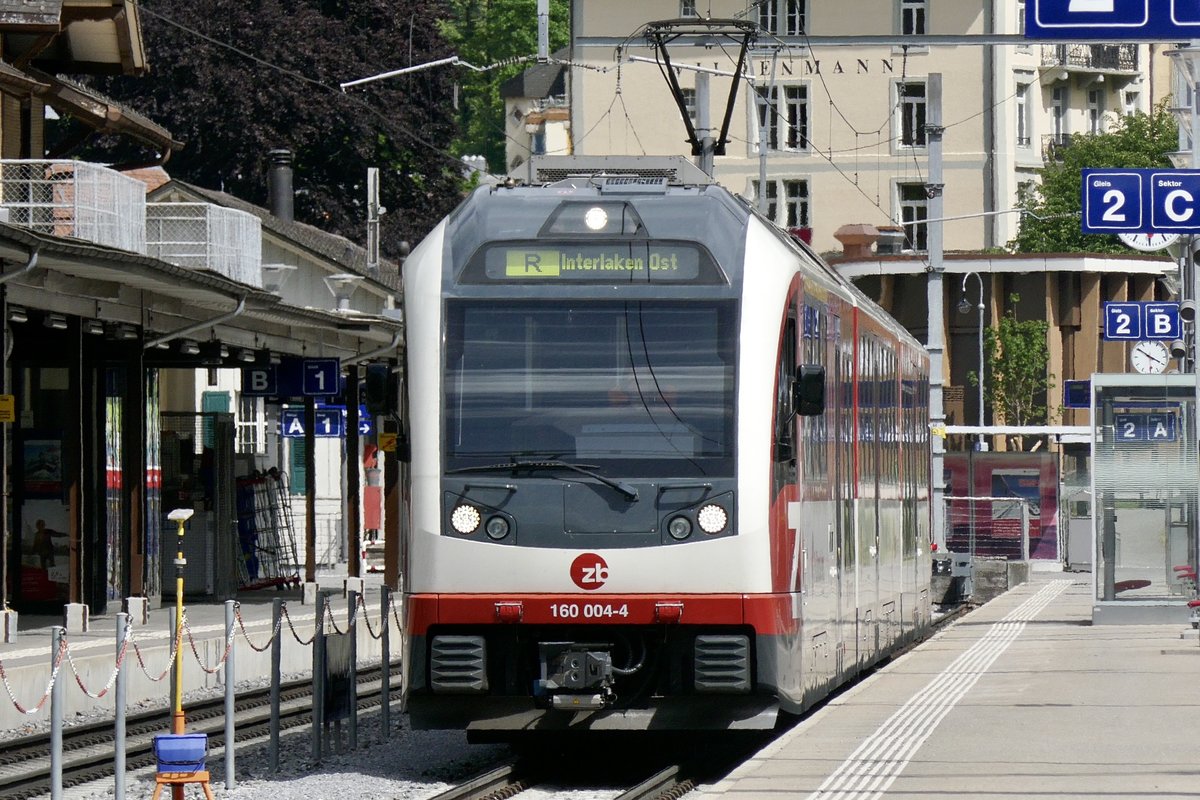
<box><xmin>550</xmin><ymin>603</ymin><xmax>630</xmax><ymax>619</ymax></box>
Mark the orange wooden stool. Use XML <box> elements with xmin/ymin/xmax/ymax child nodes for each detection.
<box><xmin>150</xmin><ymin>770</ymin><xmax>215</xmax><ymax>800</ymax></box>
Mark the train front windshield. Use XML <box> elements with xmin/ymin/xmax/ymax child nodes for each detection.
<box><xmin>445</xmin><ymin>301</ymin><xmax>736</xmax><ymax>478</ymax></box>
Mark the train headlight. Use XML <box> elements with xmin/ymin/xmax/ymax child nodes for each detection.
<box><xmin>450</xmin><ymin>504</ymin><xmax>481</xmax><ymax>535</ymax></box>
<box><xmin>667</xmin><ymin>515</ymin><xmax>693</xmax><ymax>540</ymax></box>
<box><xmin>697</xmin><ymin>504</ymin><xmax>728</xmax><ymax>534</ymax></box>
<box><xmin>485</xmin><ymin>515</ymin><xmax>511</xmax><ymax>540</ymax></box>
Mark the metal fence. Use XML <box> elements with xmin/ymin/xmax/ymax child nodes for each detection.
<box><xmin>0</xmin><ymin>160</ymin><xmax>146</xmax><ymax>253</ymax></box>
<box><xmin>146</xmin><ymin>202</ymin><xmax>263</xmax><ymax>287</ymax></box>
<box><xmin>944</xmin><ymin>495</ymin><xmax>1033</xmax><ymax>561</ymax></box>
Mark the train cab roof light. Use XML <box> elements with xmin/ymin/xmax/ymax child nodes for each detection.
<box><xmin>541</xmin><ymin>201</ymin><xmax>646</xmax><ymax>236</ymax></box>
<box><xmin>655</xmin><ymin>601</ymin><xmax>684</xmax><ymax>623</ymax></box>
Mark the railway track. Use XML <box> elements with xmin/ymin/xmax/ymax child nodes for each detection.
<box><xmin>0</xmin><ymin>662</ymin><xmax>400</xmax><ymax>800</ymax></box>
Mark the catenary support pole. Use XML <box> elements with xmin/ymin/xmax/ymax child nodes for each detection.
<box><xmin>926</xmin><ymin>74</ymin><xmax>947</xmax><ymax>553</ymax></box>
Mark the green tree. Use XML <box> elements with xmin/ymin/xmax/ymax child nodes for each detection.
<box><xmin>1011</xmin><ymin>107</ymin><xmax>1178</xmax><ymax>254</ymax></box>
<box><xmin>57</xmin><ymin>0</ymin><xmax>464</xmax><ymax>258</ymax></box>
<box><xmin>439</xmin><ymin>0</ymin><xmax>571</xmax><ymax>173</ymax></box>
<box><xmin>970</xmin><ymin>294</ymin><xmax>1054</xmax><ymax>450</ymax></box>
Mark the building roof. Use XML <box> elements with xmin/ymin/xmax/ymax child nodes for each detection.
<box><xmin>500</xmin><ymin>49</ymin><xmax>568</xmax><ymax>99</ymax></box>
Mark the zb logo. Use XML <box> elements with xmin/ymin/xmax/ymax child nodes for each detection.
<box><xmin>570</xmin><ymin>553</ymin><xmax>609</xmax><ymax>590</ymax></box>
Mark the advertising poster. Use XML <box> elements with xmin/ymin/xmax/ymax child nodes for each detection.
<box><xmin>19</xmin><ymin>499</ymin><xmax>70</xmax><ymax>602</ymax></box>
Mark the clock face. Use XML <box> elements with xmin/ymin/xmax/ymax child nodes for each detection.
<box><xmin>1130</xmin><ymin>340</ymin><xmax>1170</xmax><ymax>374</ymax></box>
<box><xmin>1118</xmin><ymin>232</ymin><xmax>1182</xmax><ymax>252</ymax></box>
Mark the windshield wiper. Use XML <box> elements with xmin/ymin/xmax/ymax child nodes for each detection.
<box><xmin>447</xmin><ymin>459</ymin><xmax>640</xmax><ymax>501</ymax></box>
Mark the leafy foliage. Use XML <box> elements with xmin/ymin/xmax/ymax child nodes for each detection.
<box><xmin>438</xmin><ymin>0</ymin><xmax>571</xmax><ymax>173</ymax></box>
<box><xmin>1010</xmin><ymin>108</ymin><xmax>1179</xmax><ymax>254</ymax></box>
<box><xmin>55</xmin><ymin>0</ymin><xmax>465</xmax><ymax>258</ymax></box>
<box><xmin>969</xmin><ymin>294</ymin><xmax>1054</xmax><ymax>449</ymax></box>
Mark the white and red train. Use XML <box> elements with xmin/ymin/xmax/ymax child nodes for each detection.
<box><xmin>399</xmin><ymin>162</ymin><xmax>932</xmax><ymax>738</ymax></box>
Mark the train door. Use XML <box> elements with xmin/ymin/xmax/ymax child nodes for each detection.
<box><xmin>801</xmin><ymin>300</ymin><xmax>834</xmax><ymax>698</ymax></box>
<box><xmin>833</xmin><ymin>313</ymin><xmax>854</xmax><ymax>680</ymax></box>
<box><xmin>857</xmin><ymin>333</ymin><xmax>880</xmax><ymax>668</ymax></box>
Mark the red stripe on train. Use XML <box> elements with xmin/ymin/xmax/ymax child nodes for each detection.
<box><xmin>406</xmin><ymin>593</ymin><xmax>799</xmax><ymax>635</ymax></box>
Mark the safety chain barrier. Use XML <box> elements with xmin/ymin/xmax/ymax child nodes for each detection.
<box><xmin>281</xmin><ymin>603</ymin><xmax>316</xmax><ymax>645</ymax></box>
<box><xmin>64</xmin><ymin>625</ymin><xmax>133</xmax><ymax>700</ymax></box>
<box><xmin>357</xmin><ymin>595</ymin><xmax>384</xmax><ymax>641</ymax></box>
<box><xmin>182</xmin><ymin>616</ymin><xmax>237</xmax><ymax>675</ymax></box>
<box><xmin>323</xmin><ymin>602</ymin><xmax>347</xmax><ymax>636</ymax></box>
<box><xmin>0</xmin><ymin>637</ymin><xmax>67</xmax><ymax>715</ymax></box>
<box><xmin>0</xmin><ymin>590</ymin><xmax>404</xmax><ymax>714</ymax></box>
<box><xmin>234</xmin><ymin>604</ymin><xmax>284</xmax><ymax>653</ymax></box>
<box><xmin>131</xmin><ymin>623</ymin><xmax>183</xmax><ymax>683</ymax></box>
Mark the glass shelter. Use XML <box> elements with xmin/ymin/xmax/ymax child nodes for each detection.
<box><xmin>1092</xmin><ymin>374</ymin><xmax>1197</xmax><ymax>624</ymax></box>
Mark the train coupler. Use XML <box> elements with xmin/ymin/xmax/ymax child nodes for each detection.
<box><xmin>535</xmin><ymin>642</ymin><xmax>616</xmax><ymax>710</ymax></box>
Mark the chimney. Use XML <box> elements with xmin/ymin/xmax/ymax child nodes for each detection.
<box><xmin>267</xmin><ymin>149</ymin><xmax>294</xmax><ymax>222</ymax></box>
<box><xmin>833</xmin><ymin>223</ymin><xmax>879</xmax><ymax>259</ymax></box>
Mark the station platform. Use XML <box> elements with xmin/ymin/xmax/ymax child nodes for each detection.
<box><xmin>0</xmin><ymin>571</ymin><xmax>396</xmax><ymax>732</ymax></box>
<box><xmin>700</xmin><ymin>572</ymin><xmax>1200</xmax><ymax>800</ymax></box>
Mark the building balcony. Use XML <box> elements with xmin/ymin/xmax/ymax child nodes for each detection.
<box><xmin>146</xmin><ymin>202</ymin><xmax>263</xmax><ymax>287</ymax></box>
<box><xmin>1042</xmin><ymin>133</ymin><xmax>1074</xmax><ymax>161</ymax></box>
<box><xmin>1041</xmin><ymin>44</ymin><xmax>1139</xmax><ymax>73</ymax></box>
<box><xmin>0</xmin><ymin>160</ymin><xmax>146</xmax><ymax>253</ymax></box>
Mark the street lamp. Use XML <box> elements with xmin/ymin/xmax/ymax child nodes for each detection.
<box><xmin>959</xmin><ymin>271</ymin><xmax>985</xmax><ymax>451</ymax></box>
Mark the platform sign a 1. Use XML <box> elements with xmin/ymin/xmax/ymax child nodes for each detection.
<box><xmin>1026</xmin><ymin>1</ymin><xmax>1200</xmax><ymax>39</ymax></box>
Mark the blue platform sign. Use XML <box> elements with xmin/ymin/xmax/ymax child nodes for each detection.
<box><xmin>241</xmin><ymin>366</ymin><xmax>278</xmax><ymax>397</ymax></box>
<box><xmin>302</xmin><ymin>358</ymin><xmax>340</xmax><ymax>397</ymax></box>
<box><xmin>1104</xmin><ymin>302</ymin><xmax>1143</xmax><ymax>340</ymax></box>
<box><xmin>1026</xmin><ymin>1</ymin><xmax>1200</xmax><ymax>39</ymax></box>
<box><xmin>1104</xmin><ymin>301</ymin><xmax>1180</xmax><ymax>340</ymax></box>
<box><xmin>1114</xmin><ymin>411</ymin><xmax>1177</xmax><ymax>441</ymax></box>
<box><xmin>1083</xmin><ymin>170</ymin><xmax>1200</xmax><ymax>234</ymax></box>
<box><xmin>1064</xmin><ymin>379</ymin><xmax>1092</xmax><ymax>409</ymax></box>
<box><xmin>281</xmin><ymin>408</ymin><xmax>344</xmax><ymax>438</ymax></box>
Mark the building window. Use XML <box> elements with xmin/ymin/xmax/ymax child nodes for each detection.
<box><xmin>1017</xmin><ymin>0</ymin><xmax>1026</xmax><ymax>35</ymax></box>
<box><xmin>1087</xmin><ymin>88</ymin><xmax>1104</xmax><ymax>134</ymax></box>
<box><xmin>681</xmin><ymin>87</ymin><xmax>697</xmax><ymax>128</ymax></box>
<box><xmin>755</xmin><ymin>84</ymin><xmax>809</xmax><ymax>151</ymax></box>
<box><xmin>897</xmin><ymin>82</ymin><xmax>927</xmax><ymax>148</ymax></box>
<box><xmin>1123</xmin><ymin>90</ymin><xmax>1139</xmax><ymax>116</ymax></box>
<box><xmin>751</xmin><ymin>179</ymin><xmax>811</xmax><ymax>230</ymax></box>
<box><xmin>751</xmin><ymin>179</ymin><xmax>778</xmax><ymax>221</ymax></box>
<box><xmin>237</xmin><ymin>395</ymin><xmax>266</xmax><ymax>455</ymax></box>
<box><xmin>531</xmin><ymin>129</ymin><xmax>546</xmax><ymax>155</ymax></box>
<box><xmin>784</xmin><ymin>179</ymin><xmax>810</xmax><ymax>228</ymax></box>
<box><xmin>900</xmin><ymin>0</ymin><xmax>927</xmax><ymax>35</ymax></box>
<box><xmin>1016</xmin><ymin>82</ymin><xmax>1031</xmax><ymax>147</ymax></box>
<box><xmin>758</xmin><ymin>0</ymin><xmax>805</xmax><ymax>35</ymax></box>
<box><xmin>1051</xmin><ymin>85</ymin><xmax>1068</xmax><ymax>143</ymax></box>
<box><xmin>680</xmin><ymin>0</ymin><xmax>697</xmax><ymax>16</ymax></box>
<box><xmin>898</xmin><ymin>182</ymin><xmax>928</xmax><ymax>252</ymax></box>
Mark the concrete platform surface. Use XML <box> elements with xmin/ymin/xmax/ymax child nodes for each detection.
<box><xmin>699</xmin><ymin>574</ymin><xmax>1200</xmax><ymax>800</ymax></box>
<box><xmin>0</xmin><ymin>572</ymin><xmax>397</xmax><ymax>732</ymax></box>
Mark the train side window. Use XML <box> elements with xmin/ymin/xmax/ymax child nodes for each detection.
<box><xmin>794</xmin><ymin>364</ymin><xmax>825</xmax><ymax>416</ymax></box>
<box><xmin>774</xmin><ymin>312</ymin><xmax>798</xmax><ymax>462</ymax></box>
